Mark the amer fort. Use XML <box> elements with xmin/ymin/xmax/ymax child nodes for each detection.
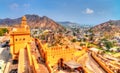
<box><xmin>0</xmin><ymin>16</ymin><xmax>119</xmax><ymax>73</ymax></box>
<box><xmin>8</xmin><ymin>16</ymin><xmax>87</xmax><ymax>73</ymax></box>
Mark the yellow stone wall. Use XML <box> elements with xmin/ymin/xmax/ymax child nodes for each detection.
<box><xmin>13</xmin><ymin>35</ymin><xmax>30</xmax><ymax>54</ymax></box>
<box><xmin>43</xmin><ymin>46</ymin><xmax>76</xmax><ymax>66</ymax></box>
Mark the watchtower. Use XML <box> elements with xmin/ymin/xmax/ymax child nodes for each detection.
<box><xmin>9</xmin><ymin>16</ymin><xmax>31</xmax><ymax>60</ymax></box>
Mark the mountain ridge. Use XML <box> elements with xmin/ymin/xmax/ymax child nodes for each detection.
<box><xmin>91</xmin><ymin>20</ymin><xmax>120</xmax><ymax>39</ymax></box>
<box><xmin>0</xmin><ymin>14</ymin><xmax>64</xmax><ymax>31</ymax></box>
<box><xmin>58</xmin><ymin>21</ymin><xmax>94</xmax><ymax>29</ymax></box>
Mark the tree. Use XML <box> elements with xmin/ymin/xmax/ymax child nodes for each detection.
<box><xmin>104</xmin><ymin>41</ymin><xmax>113</xmax><ymax>50</ymax></box>
<box><xmin>71</xmin><ymin>39</ymin><xmax>76</xmax><ymax>42</ymax></box>
<box><xmin>41</xmin><ymin>34</ymin><xmax>45</xmax><ymax>40</ymax></box>
<box><xmin>0</xmin><ymin>31</ymin><xmax>3</xmax><ymax>36</ymax></box>
<box><xmin>0</xmin><ymin>28</ymin><xmax>8</xmax><ymax>36</ymax></box>
<box><xmin>2</xmin><ymin>28</ymin><xmax>8</xmax><ymax>33</ymax></box>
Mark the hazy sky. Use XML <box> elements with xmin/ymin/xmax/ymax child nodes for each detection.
<box><xmin>0</xmin><ymin>0</ymin><xmax>119</xmax><ymax>25</ymax></box>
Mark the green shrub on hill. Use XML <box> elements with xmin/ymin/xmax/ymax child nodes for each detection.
<box><xmin>0</xmin><ymin>28</ymin><xmax>8</xmax><ymax>36</ymax></box>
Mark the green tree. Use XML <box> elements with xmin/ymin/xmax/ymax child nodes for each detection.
<box><xmin>2</xmin><ymin>28</ymin><xmax>8</xmax><ymax>33</ymax></box>
<box><xmin>41</xmin><ymin>35</ymin><xmax>45</xmax><ymax>40</ymax></box>
<box><xmin>0</xmin><ymin>28</ymin><xmax>8</xmax><ymax>36</ymax></box>
<box><xmin>0</xmin><ymin>31</ymin><xmax>3</xmax><ymax>36</ymax></box>
<box><xmin>71</xmin><ymin>39</ymin><xmax>76</xmax><ymax>42</ymax></box>
<box><xmin>104</xmin><ymin>41</ymin><xmax>113</xmax><ymax>50</ymax></box>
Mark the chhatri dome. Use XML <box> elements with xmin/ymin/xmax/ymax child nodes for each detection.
<box><xmin>21</xmin><ymin>16</ymin><xmax>27</xmax><ymax>26</ymax></box>
<box><xmin>22</xmin><ymin>16</ymin><xmax>27</xmax><ymax>21</ymax></box>
<box><xmin>10</xmin><ymin>16</ymin><xmax>30</xmax><ymax>33</ymax></box>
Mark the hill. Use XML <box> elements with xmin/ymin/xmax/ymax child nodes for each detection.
<box><xmin>58</xmin><ymin>21</ymin><xmax>94</xmax><ymax>29</ymax></box>
<box><xmin>0</xmin><ymin>14</ymin><xmax>64</xmax><ymax>31</ymax></box>
<box><xmin>58</xmin><ymin>21</ymin><xmax>80</xmax><ymax>28</ymax></box>
<box><xmin>91</xmin><ymin>20</ymin><xmax>120</xmax><ymax>39</ymax></box>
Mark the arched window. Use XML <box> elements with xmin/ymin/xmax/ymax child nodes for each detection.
<box><xmin>19</xmin><ymin>38</ymin><xmax>21</xmax><ymax>41</ymax></box>
<box><xmin>23</xmin><ymin>38</ymin><xmax>25</xmax><ymax>40</ymax></box>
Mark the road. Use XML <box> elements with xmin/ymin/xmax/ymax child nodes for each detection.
<box><xmin>0</xmin><ymin>47</ymin><xmax>10</xmax><ymax>62</ymax></box>
<box><xmin>86</xmin><ymin>52</ymin><xmax>107</xmax><ymax>73</ymax></box>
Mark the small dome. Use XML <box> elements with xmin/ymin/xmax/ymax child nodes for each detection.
<box><xmin>22</xmin><ymin>16</ymin><xmax>27</xmax><ymax>21</ymax></box>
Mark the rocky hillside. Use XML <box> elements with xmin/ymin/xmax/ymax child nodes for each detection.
<box><xmin>0</xmin><ymin>14</ymin><xmax>64</xmax><ymax>31</ymax></box>
<box><xmin>58</xmin><ymin>21</ymin><xmax>93</xmax><ymax>29</ymax></box>
<box><xmin>91</xmin><ymin>20</ymin><xmax>120</xmax><ymax>38</ymax></box>
<box><xmin>58</xmin><ymin>21</ymin><xmax>80</xmax><ymax>28</ymax></box>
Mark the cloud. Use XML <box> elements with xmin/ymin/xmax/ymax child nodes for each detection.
<box><xmin>85</xmin><ymin>8</ymin><xmax>94</xmax><ymax>14</ymax></box>
<box><xmin>10</xmin><ymin>3</ymin><xmax>19</xmax><ymax>10</ymax></box>
<box><xmin>23</xmin><ymin>4</ymin><xmax>30</xmax><ymax>8</ymax></box>
<box><xmin>9</xmin><ymin>3</ymin><xmax>30</xmax><ymax>11</ymax></box>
